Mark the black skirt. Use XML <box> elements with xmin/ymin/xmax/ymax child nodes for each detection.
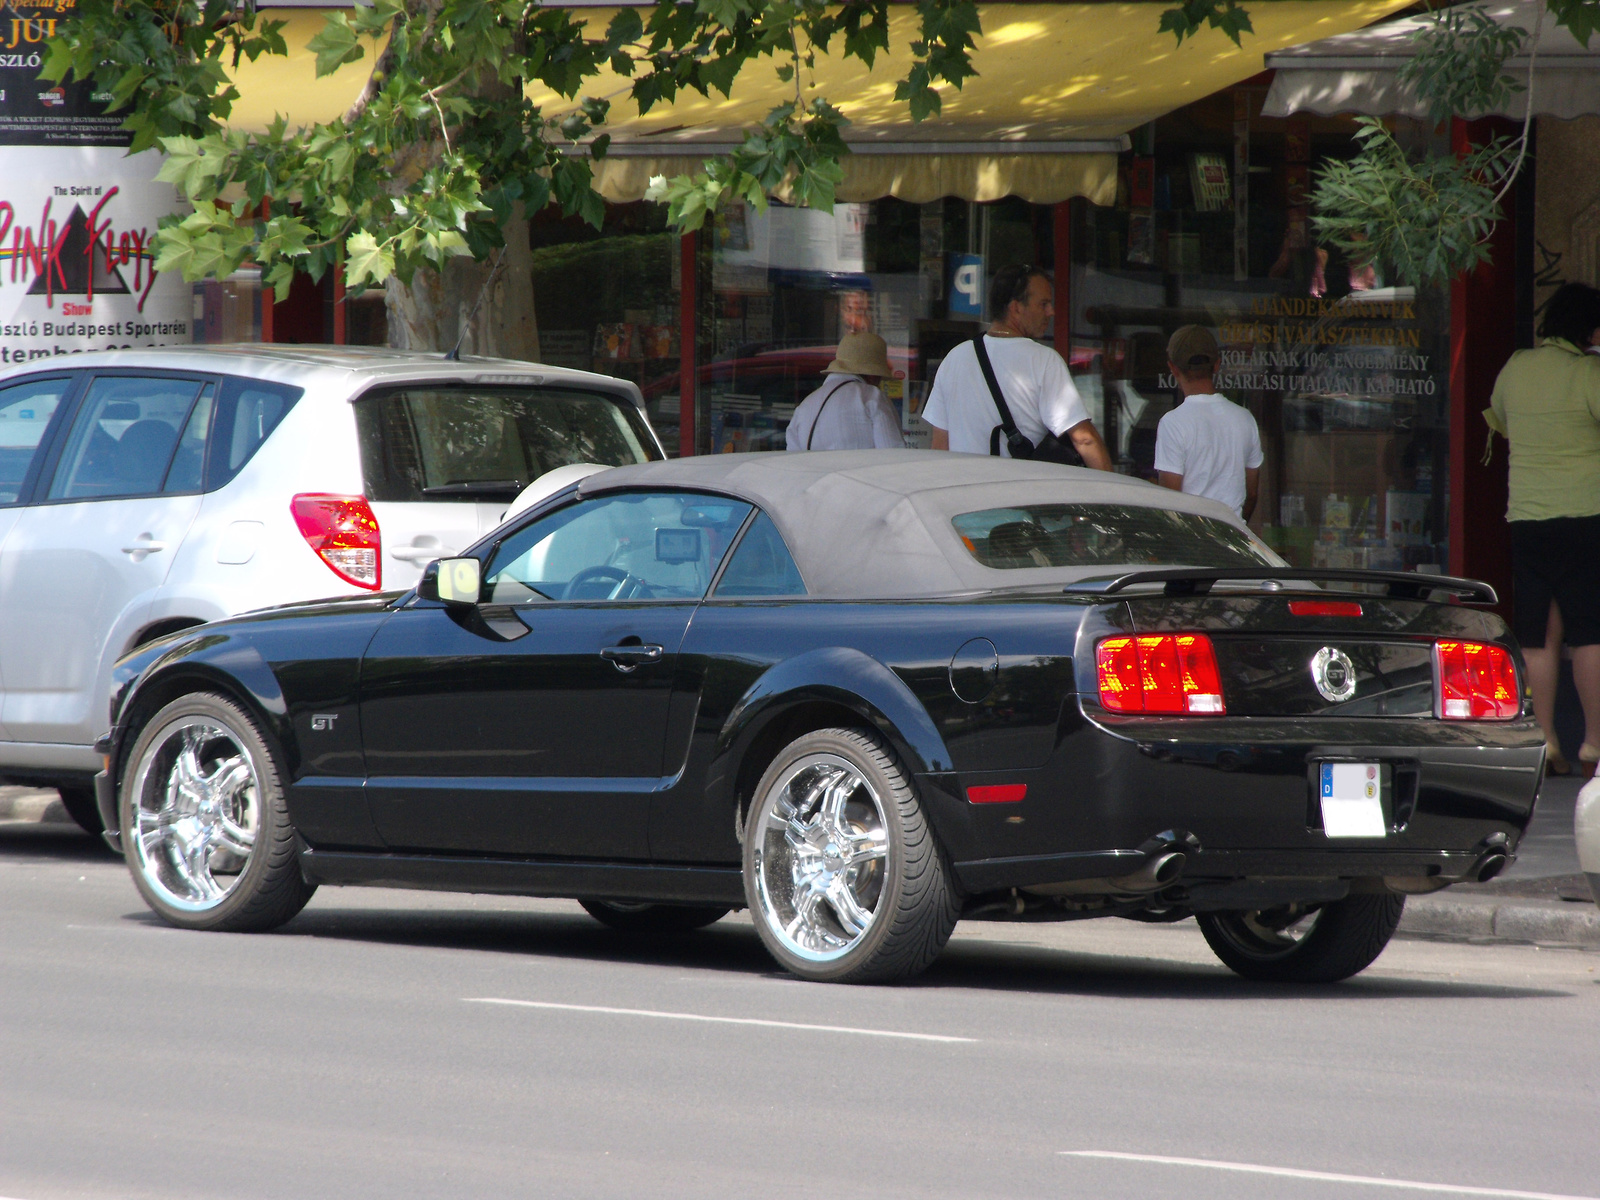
<box><xmin>1509</xmin><ymin>514</ymin><xmax>1600</xmax><ymax>647</ymax></box>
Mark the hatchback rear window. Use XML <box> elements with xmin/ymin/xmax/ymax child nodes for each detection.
<box><xmin>952</xmin><ymin>504</ymin><xmax>1273</xmax><ymax>570</ymax></box>
<box><xmin>355</xmin><ymin>386</ymin><xmax>659</xmax><ymax>504</ymax></box>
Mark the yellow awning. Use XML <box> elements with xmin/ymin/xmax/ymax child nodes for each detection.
<box><xmin>586</xmin><ymin>149</ymin><xmax>1126</xmax><ymax>205</ymax></box>
<box><xmin>233</xmin><ymin>1</ymin><xmax>1413</xmax><ymax>203</ymax></box>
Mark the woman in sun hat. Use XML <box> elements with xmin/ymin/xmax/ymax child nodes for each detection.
<box><xmin>786</xmin><ymin>330</ymin><xmax>905</xmax><ymax>451</ymax></box>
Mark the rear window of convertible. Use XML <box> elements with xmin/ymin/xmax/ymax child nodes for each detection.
<box><xmin>952</xmin><ymin>503</ymin><xmax>1273</xmax><ymax>570</ymax></box>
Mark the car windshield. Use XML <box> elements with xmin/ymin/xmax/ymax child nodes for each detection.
<box><xmin>356</xmin><ymin>385</ymin><xmax>658</xmax><ymax>503</ymax></box>
<box><xmin>951</xmin><ymin>503</ymin><xmax>1273</xmax><ymax>570</ymax></box>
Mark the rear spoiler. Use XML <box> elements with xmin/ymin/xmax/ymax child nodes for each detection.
<box><xmin>1071</xmin><ymin>567</ymin><xmax>1498</xmax><ymax>605</ymax></box>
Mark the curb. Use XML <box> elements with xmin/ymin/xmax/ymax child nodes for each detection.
<box><xmin>1399</xmin><ymin>892</ymin><xmax>1600</xmax><ymax>948</ymax></box>
<box><xmin>0</xmin><ymin>789</ymin><xmax>67</xmax><ymax>824</ymax></box>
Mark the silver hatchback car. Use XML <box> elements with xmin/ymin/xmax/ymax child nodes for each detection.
<box><xmin>0</xmin><ymin>345</ymin><xmax>662</xmax><ymax>831</ymax></box>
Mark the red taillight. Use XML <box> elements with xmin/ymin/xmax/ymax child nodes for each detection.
<box><xmin>1289</xmin><ymin>600</ymin><xmax>1363</xmax><ymax>618</ymax></box>
<box><xmin>291</xmin><ymin>493</ymin><xmax>382</xmax><ymax>590</ymax></box>
<box><xmin>1435</xmin><ymin>640</ymin><xmax>1519</xmax><ymax>720</ymax></box>
<box><xmin>966</xmin><ymin>784</ymin><xmax>1027</xmax><ymax>804</ymax></box>
<box><xmin>1096</xmin><ymin>633</ymin><xmax>1225</xmax><ymax>715</ymax></box>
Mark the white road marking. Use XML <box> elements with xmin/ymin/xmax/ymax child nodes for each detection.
<box><xmin>465</xmin><ymin>997</ymin><xmax>975</xmax><ymax>1043</ymax></box>
<box><xmin>1061</xmin><ymin>1152</ymin><xmax>1600</xmax><ymax>1200</ymax></box>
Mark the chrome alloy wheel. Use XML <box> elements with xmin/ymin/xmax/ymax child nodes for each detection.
<box><xmin>752</xmin><ymin>752</ymin><xmax>891</xmax><ymax>962</ymax></box>
<box><xmin>128</xmin><ymin>718</ymin><xmax>261</xmax><ymax>913</ymax></box>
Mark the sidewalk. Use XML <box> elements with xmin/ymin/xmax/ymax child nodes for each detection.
<box><xmin>5</xmin><ymin>780</ymin><xmax>1595</xmax><ymax>947</ymax></box>
<box><xmin>1398</xmin><ymin>775</ymin><xmax>1599</xmax><ymax>949</ymax></box>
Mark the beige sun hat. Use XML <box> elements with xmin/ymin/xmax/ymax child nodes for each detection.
<box><xmin>826</xmin><ymin>330</ymin><xmax>894</xmax><ymax>378</ymax></box>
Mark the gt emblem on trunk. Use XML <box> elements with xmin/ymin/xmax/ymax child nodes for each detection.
<box><xmin>1310</xmin><ymin>647</ymin><xmax>1357</xmax><ymax>703</ymax></box>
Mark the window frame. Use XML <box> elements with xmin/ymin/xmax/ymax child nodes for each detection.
<box><xmin>34</xmin><ymin>370</ymin><xmax>220</xmax><ymax>506</ymax></box>
<box><xmin>0</xmin><ymin>370</ymin><xmax>84</xmax><ymax>508</ymax></box>
<box><xmin>475</xmin><ymin>486</ymin><xmax>759</xmax><ymax>606</ymax></box>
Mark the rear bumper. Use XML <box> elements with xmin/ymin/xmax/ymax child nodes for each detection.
<box><xmin>928</xmin><ymin>711</ymin><xmax>1545</xmax><ymax>895</ymax></box>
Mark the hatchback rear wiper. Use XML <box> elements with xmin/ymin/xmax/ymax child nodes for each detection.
<box><xmin>421</xmin><ymin>480</ymin><xmax>524</xmax><ymax>498</ymax></box>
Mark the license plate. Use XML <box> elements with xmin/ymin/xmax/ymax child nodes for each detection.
<box><xmin>1319</xmin><ymin>762</ymin><xmax>1387</xmax><ymax>838</ymax></box>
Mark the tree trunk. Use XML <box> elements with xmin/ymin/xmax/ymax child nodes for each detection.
<box><xmin>384</xmin><ymin>207</ymin><xmax>539</xmax><ymax>360</ymax></box>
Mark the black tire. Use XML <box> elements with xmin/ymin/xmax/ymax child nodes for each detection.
<box><xmin>743</xmin><ymin>727</ymin><xmax>960</xmax><ymax>984</ymax></box>
<box><xmin>120</xmin><ymin>692</ymin><xmax>315</xmax><ymax>932</ymax></box>
<box><xmin>578</xmin><ymin>899</ymin><xmax>731</xmax><ymax>933</ymax></box>
<box><xmin>56</xmin><ymin>785</ymin><xmax>104</xmax><ymax>836</ymax></box>
<box><xmin>1197</xmin><ymin>893</ymin><xmax>1405</xmax><ymax>983</ymax></box>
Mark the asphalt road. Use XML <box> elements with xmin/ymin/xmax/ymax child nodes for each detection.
<box><xmin>3</xmin><ymin>818</ymin><xmax>1598</xmax><ymax>1200</ymax></box>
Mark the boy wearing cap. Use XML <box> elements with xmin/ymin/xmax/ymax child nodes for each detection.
<box><xmin>786</xmin><ymin>330</ymin><xmax>906</xmax><ymax>451</ymax></box>
<box><xmin>1154</xmin><ymin>325</ymin><xmax>1263</xmax><ymax>519</ymax></box>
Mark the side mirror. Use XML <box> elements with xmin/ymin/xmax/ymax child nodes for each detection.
<box><xmin>418</xmin><ymin>557</ymin><xmax>482</xmax><ymax>605</ymax></box>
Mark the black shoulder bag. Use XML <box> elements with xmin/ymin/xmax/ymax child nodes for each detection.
<box><xmin>971</xmin><ymin>334</ymin><xmax>1083</xmax><ymax>466</ymax></box>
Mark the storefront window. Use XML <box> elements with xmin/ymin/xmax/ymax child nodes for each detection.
<box><xmin>192</xmin><ymin>271</ymin><xmax>263</xmax><ymax>344</ymax></box>
<box><xmin>699</xmin><ymin>196</ymin><xmax>1059</xmax><ymax>454</ymax></box>
<box><xmin>1069</xmin><ymin>94</ymin><xmax>1452</xmax><ymax>572</ymax></box>
<box><xmin>530</xmin><ymin>203</ymin><xmax>686</xmax><ymax>454</ymax></box>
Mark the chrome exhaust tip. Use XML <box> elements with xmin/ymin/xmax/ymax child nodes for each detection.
<box><xmin>1108</xmin><ymin>850</ymin><xmax>1186</xmax><ymax>893</ymax></box>
<box><xmin>1473</xmin><ymin>851</ymin><xmax>1508</xmax><ymax>883</ymax></box>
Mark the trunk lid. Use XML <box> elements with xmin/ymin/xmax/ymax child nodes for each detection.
<box><xmin>1119</xmin><ymin>589</ymin><xmax>1511</xmax><ymax>719</ymax></box>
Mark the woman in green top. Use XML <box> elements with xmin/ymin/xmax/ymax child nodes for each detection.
<box><xmin>1489</xmin><ymin>283</ymin><xmax>1600</xmax><ymax>775</ymax></box>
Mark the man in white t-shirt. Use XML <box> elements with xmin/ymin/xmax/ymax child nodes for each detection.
<box><xmin>922</xmin><ymin>265</ymin><xmax>1111</xmax><ymax>469</ymax></box>
<box><xmin>1154</xmin><ymin>325</ymin><xmax>1263</xmax><ymax>518</ymax></box>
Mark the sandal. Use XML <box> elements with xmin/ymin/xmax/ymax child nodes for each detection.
<box><xmin>1547</xmin><ymin>743</ymin><xmax>1572</xmax><ymax>776</ymax></box>
<box><xmin>1579</xmin><ymin>743</ymin><xmax>1600</xmax><ymax>779</ymax></box>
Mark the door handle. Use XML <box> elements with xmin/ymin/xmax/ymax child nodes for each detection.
<box><xmin>391</xmin><ymin>541</ymin><xmax>452</xmax><ymax>564</ymax></box>
<box><xmin>121</xmin><ymin>536</ymin><xmax>168</xmax><ymax>561</ymax></box>
<box><xmin>600</xmin><ymin>642</ymin><xmax>665</xmax><ymax>672</ymax></box>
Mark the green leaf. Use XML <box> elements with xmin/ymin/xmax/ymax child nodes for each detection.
<box><xmin>154</xmin><ymin>134</ymin><xmax>230</xmax><ymax>198</ymax></box>
<box><xmin>264</xmin><ymin>260</ymin><xmax>298</xmax><ymax>303</ymax></box>
<box><xmin>344</xmin><ymin>230</ymin><xmax>396</xmax><ymax>290</ymax></box>
<box><xmin>307</xmin><ymin>13</ymin><xmax>364</xmax><ymax>78</ymax></box>
<box><xmin>1548</xmin><ymin>0</ymin><xmax>1600</xmax><ymax>47</ymax></box>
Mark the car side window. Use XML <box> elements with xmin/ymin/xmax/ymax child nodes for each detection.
<box><xmin>47</xmin><ymin>375</ymin><xmax>205</xmax><ymax>501</ymax></box>
<box><xmin>206</xmin><ymin>377</ymin><xmax>301</xmax><ymax>491</ymax></box>
<box><xmin>483</xmin><ymin>491</ymin><xmax>752</xmax><ymax>603</ymax></box>
<box><xmin>0</xmin><ymin>376</ymin><xmax>73</xmax><ymax>506</ymax></box>
<box><xmin>713</xmin><ymin>511</ymin><xmax>807</xmax><ymax>597</ymax></box>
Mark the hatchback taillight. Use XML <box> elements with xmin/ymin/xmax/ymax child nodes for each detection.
<box><xmin>1096</xmin><ymin>633</ymin><xmax>1225</xmax><ymax>715</ymax></box>
<box><xmin>291</xmin><ymin>494</ymin><xmax>382</xmax><ymax>590</ymax></box>
<box><xmin>1435</xmin><ymin>640</ymin><xmax>1519</xmax><ymax>720</ymax></box>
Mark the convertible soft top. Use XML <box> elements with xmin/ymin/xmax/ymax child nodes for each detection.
<box><xmin>577</xmin><ymin>450</ymin><xmax>1258</xmax><ymax>599</ymax></box>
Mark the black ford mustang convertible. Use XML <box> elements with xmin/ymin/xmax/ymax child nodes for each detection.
<box><xmin>96</xmin><ymin>451</ymin><xmax>1543</xmax><ymax>984</ymax></box>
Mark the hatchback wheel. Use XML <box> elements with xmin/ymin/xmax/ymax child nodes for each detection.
<box><xmin>579</xmin><ymin>899</ymin><xmax>731</xmax><ymax>933</ymax></box>
<box><xmin>121</xmin><ymin>693</ymin><xmax>315</xmax><ymax>931</ymax></box>
<box><xmin>743</xmin><ymin>728</ymin><xmax>959</xmax><ymax>984</ymax></box>
<box><xmin>1197</xmin><ymin>893</ymin><xmax>1405</xmax><ymax>983</ymax></box>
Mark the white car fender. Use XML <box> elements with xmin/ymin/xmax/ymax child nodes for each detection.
<box><xmin>1576</xmin><ymin>774</ymin><xmax>1600</xmax><ymax>905</ymax></box>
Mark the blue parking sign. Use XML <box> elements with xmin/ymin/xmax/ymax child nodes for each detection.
<box><xmin>948</xmin><ymin>254</ymin><xmax>984</xmax><ymax>316</ymax></box>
